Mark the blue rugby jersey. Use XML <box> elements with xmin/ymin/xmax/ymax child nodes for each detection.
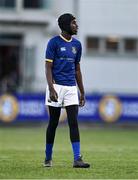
<box><xmin>45</xmin><ymin>34</ymin><xmax>82</xmax><ymax>86</ymax></box>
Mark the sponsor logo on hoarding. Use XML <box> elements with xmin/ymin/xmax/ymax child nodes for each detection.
<box><xmin>99</xmin><ymin>95</ymin><xmax>122</xmax><ymax>122</ymax></box>
<box><xmin>79</xmin><ymin>100</ymin><xmax>98</xmax><ymax>116</ymax></box>
<box><xmin>20</xmin><ymin>101</ymin><xmax>45</xmax><ymax>116</ymax></box>
<box><xmin>0</xmin><ymin>94</ymin><xmax>19</xmax><ymax>122</ymax></box>
<box><xmin>123</xmin><ymin>102</ymin><xmax>138</xmax><ymax>117</ymax></box>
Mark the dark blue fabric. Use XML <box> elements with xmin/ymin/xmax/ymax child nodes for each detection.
<box><xmin>45</xmin><ymin>143</ymin><xmax>53</xmax><ymax>160</ymax></box>
<box><xmin>72</xmin><ymin>142</ymin><xmax>80</xmax><ymax>160</ymax></box>
<box><xmin>45</xmin><ymin>35</ymin><xmax>82</xmax><ymax>86</ymax></box>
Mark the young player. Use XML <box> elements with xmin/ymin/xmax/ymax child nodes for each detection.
<box><xmin>44</xmin><ymin>13</ymin><xmax>90</xmax><ymax>168</ymax></box>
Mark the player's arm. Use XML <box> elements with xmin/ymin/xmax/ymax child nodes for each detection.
<box><xmin>75</xmin><ymin>63</ymin><xmax>85</xmax><ymax>107</ymax></box>
<box><xmin>45</xmin><ymin>61</ymin><xmax>58</xmax><ymax>102</ymax></box>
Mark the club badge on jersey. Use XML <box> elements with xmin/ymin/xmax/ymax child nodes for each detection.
<box><xmin>72</xmin><ymin>47</ymin><xmax>77</xmax><ymax>54</ymax></box>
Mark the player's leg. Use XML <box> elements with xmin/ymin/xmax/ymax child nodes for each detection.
<box><xmin>44</xmin><ymin>106</ymin><xmax>61</xmax><ymax>167</ymax></box>
<box><xmin>65</xmin><ymin>105</ymin><xmax>80</xmax><ymax>157</ymax></box>
<box><xmin>64</xmin><ymin>86</ymin><xmax>81</xmax><ymax>161</ymax></box>
<box><xmin>44</xmin><ymin>84</ymin><xmax>63</xmax><ymax>166</ymax></box>
<box><xmin>65</xmin><ymin>105</ymin><xmax>90</xmax><ymax>168</ymax></box>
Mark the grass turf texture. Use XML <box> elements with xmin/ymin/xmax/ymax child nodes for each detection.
<box><xmin>0</xmin><ymin>125</ymin><xmax>138</xmax><ymax>179</ymax></box>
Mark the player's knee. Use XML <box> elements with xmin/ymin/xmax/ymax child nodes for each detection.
<box><xmin>48</xmin><ymin>120</ymin><xmax>58</xmax><ymax>129</ymax></box>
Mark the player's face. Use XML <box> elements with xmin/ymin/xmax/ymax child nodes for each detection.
<box><xmin>70</xmin><ymin>19</ymin><xmax>78</xmax><ymax>35</ymax></box>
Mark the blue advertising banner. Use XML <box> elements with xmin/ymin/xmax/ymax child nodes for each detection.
<box><xmin>79</xmin><ymin>94</ymin><xmax>138</xmax><ymax>123</ymax></box>
<box><xmin>0</xmin><ymin>93</ymin><xmax>138</xmax><ymax>123</ymax></box>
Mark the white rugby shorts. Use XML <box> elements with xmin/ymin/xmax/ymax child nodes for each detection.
<box><xmin>45</xmin><ymin>84</ymin><xmax>79</xmax><ymax>107</ymax></box>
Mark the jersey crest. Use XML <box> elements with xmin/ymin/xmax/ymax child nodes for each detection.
<box><xmin>72</xmin><ymin>47</ymin><xmax>77</xmax><ymax>54</ymax></box>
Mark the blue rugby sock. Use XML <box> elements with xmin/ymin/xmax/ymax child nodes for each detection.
<box><xmin>72</xmin><ymin>142</ymin><xmax>81</xmax><ymax>161</ymax></box>
<box><xmin>45</xmin><ymin>143</ymin><xmax>53</xmax><ymax>160</ymax></box>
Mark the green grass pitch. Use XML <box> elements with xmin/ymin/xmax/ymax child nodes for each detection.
<box><xmin>0</xmin><ymin>124</ymin><xmax>138</xmax><ymax>179</ymax></box>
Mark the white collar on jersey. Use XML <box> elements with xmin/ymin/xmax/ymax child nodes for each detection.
<box><xmin>60</xmin><ymin>34</ymin><xmax>72</xmax><ymax>42</ymax></box>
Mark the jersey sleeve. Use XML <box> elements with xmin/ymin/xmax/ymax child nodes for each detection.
<box><xmin>45</xmin><ymin>39</ymin><xmax>56</xmax><ymax>62</ymax></box>
<box><xmin>75</xmin><ymin>42</ymin><xmax>82</xmax><ymax>64</ymax></box>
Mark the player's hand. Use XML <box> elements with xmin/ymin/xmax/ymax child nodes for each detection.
<box><xmin>79</xmin><ymin>94</ymin><xmax>85</xmax><ymax>107</ymax></box>
<box><xmin>49</xmin><ymin>88</ymin><xmax>58</xmax><ymax>102</ymax></box>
